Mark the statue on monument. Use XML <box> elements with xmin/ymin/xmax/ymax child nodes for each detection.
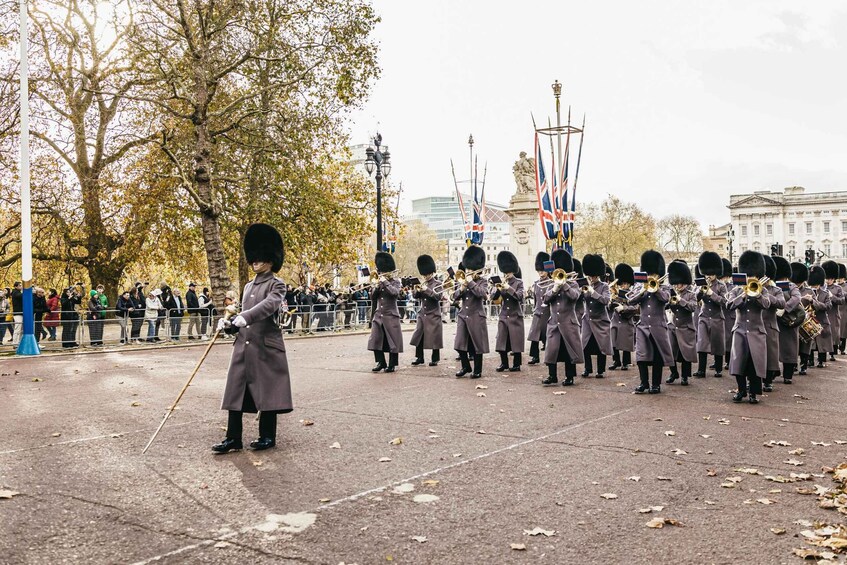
<box><xmin>512</xmin><ymin>151</ymin><xmax>536</xmax><ymax>195</ymax></box>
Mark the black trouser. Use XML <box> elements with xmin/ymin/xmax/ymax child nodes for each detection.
<box><xmin>583</xmin><ymin>354</ymin><xmax>607</xmax><ymax>374</ymax></box>
<box><xmin>458</xmin><ymin>339</ymin><xmax>482</xmax><ymax>373</ymax></box>
<box><xmin>734</xmin><ymin>355</ymin><xmax>762</xmax><ymax>396</ymax></box>
<box><xmin>547</xmin><ymin>334</ymin><xmax>577</xmax><ymax>378</ymax></box>
<box><xmin>818</xmin><ymin>351</ymin><xmax>827</xmax><ymax>364</ymax></box>
<box><xmin>374</xmin><ymin>334</ymin><xmax>398</xmax><ymax>367</ymax></box>
<box><xmin>840</xmin><ymin>338</ymin><xmax>846</xmax><ymax>353</ymax></box>
<box><xmin>612</xmin><ymin>348</ymin><xmax>631</xmax><ymax>366</ymax></box>
<box><xmin>672</xmin><ymin>359</ymin><xmax>692</xmax><ymax>378</ymax></box>
<box><xmin>498</xmin><ymin>335</ymin><xmax>521</xmax><ymax>368</ymax></box>
<box><xmin>529</xmin><ymin>340</ymin><xmax>540</xmax><ymax>359</ymax></box>
<box><xmin>130</xmin><ymin>316</ymin><xmax>143</xmax><ymax>339</ymax></box>
<box><xmin>697</xmin><ymin>352</ymin><xmax>723</xmax><ymax>374</ymax></box>
<box><xmin>415</xmin><ymin>343</ymin><xmax>440</xmax><ymax>363</ymax></box>
<box><xmin>61</xmin><ymin>320</ymin><xmax>78</xmax><ymax>347</ymax></box>
<box><xmin>227</xmin><ymin>410</ymin><xmax>277</xmax><ymax>441</ymax></box>
<box><xmin>782</xmin><ymin>363</ymin><xmax>796</xmax><ymax>381</ymax></box>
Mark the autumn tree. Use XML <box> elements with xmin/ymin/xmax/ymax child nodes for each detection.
<box><xmin>657</xmin><ymin>213</ymin><xmax>703</xmax><ymax>261</ymax></box>
<box><xmin>575</xmin><ymin>195</ymin><xmax>658</xmax><ymax>265</ymax></box>
<box><xmin>391</xmin><ymin>219</ymin><xmax>447</xmax><ymax>276</ymax></box>
<box><xmin>129</xmin><ymin>0</ymin><xmax>380</xmax><ymax>307</ymax></box>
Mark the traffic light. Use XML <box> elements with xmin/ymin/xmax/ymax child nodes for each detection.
<box><xmin>770</xmin><ymin>244</ymin><xmax>778</xmax><ymax>256</ymax></box>
<box><xmin>805</xmin><ymin>249</ymin><xmax>815</xmax><ymax>265</ymax></box>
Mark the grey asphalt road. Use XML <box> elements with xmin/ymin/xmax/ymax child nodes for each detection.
<box><xmin>1</xmin><ymin>322</ymin><xmax>845</xmax><ymax>564</ymax></box>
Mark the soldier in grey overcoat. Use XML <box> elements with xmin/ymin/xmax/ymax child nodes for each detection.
<box><xmin>573</xmin><ymin>258</ymin><xmax>585</xmax><ymax>322</ymax></box>
<box><xmin>542</xmin><ymin>249</ymin><xmax>583</xmax><ymax>386</ymax></box>
<box><xmin>720</xmin><ymin>258</ymin><xmax>734</xmax><ymax>371</ymax></box>
<box><xmin>527</xmin><ymin>252</ymin><xmax>551</xmax><ymax>365</ymax></box>
<box><xmin>627</xmin><ymin>250</ymin><xmax>674</xmax><ymax>394</ymax></box>
<box><xmin>453</xmin><ymin>246</ymin><xmax>489</xmax><ymax>378</ymax></box>
<box><xmin>822</xmin><ymin>260</ymin><xmax>844</xmax><ymax>361</ymax></box>
<box><xmin>410</xmin><ymin>254</ymin><xmax>444</xmax><ymax>366</ymax></box>
<box><xmin>609</xmin><ymin>263</ymin><xmax>637</xmax><ymax>371</ymax></box>
<box><xmin>580</xmin><ymin>254</ymin><xmax>613</xmax><ymax>378</ymax></box>
<box><xmin>797</xmin><ymin>276</ymin><xmax>816</xmax><ymax>375</ymax></box>
<box><xmin>838</xmin><ymin>264</ymin><xmax>847</xmax><ymax>354</ymax></box>
<box><xmin>493</xmin><ymin>251</ymin><xmax>525</xmax><ymax>372</ymax></box>
<box><xmin>213</xmin><ymin>223</ymin><xmax>292</xmax><ymax>454</ymax></box>
<box><xmin>727</xmin><ymin>251</ymin><xmax>771</xmax><ymax>404</ymax></box>
<box><xmin>761</xmin><ymin>256</ymin><xmax>785</xmax><ymax>392</ymax></box>
<box><xmin>775</xmin><ymin>259</ymin><xmax>803</xmax><ymax>383</ymax></box>
<box><xmin>806</xmin><ymin>266</ymin><xmax>833</xmax><ymax>368</ymax></box>
<box><xmin>368</xmin><ymin>252</ymin><xmax>403</xmax><ymax>373</ymax></box>
<box><xmin>694</xmin><ymin>251</ymin><xmax>726</xmax><ymax>378</ymax></box>
<box><xmin>666</xmin><ymin>260</ymin><xmax>697</xmax><ymax>386</ymax></box>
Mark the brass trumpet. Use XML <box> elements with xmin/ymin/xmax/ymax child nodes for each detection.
<box><xmin>551</xmin><ymin>268</ymin><xmax>577</xmax><ymax>283</ymax></box>
<box><xmin>744</xmin><ymin>276</ymin><xmax>770</xmax><ymax>298</ymax></box>
<box><xmin>646</xmin><ymin>274</ymin><xmax>668</xmax><ymax>293</ymax></box>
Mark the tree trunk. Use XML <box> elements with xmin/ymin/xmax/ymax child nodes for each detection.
<box><xmin>199</xmin><ymin>210</ymin><xmax>232</xmax><ymax>311</ymax></box>
<box><xmin>85</xmin><ymin>262</ymin><xmax>123</xmax><ymax>317</ymax></box>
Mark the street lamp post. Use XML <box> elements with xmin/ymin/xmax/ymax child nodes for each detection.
<box><xmin>727</xmin><ymin>227</ymin><xmax>735</xmax><ymax>265</ymax></box>
<box><xmin>364</xmin><ymin>134</ymin><xmax>392</xmax><ymax>252</ymax></box>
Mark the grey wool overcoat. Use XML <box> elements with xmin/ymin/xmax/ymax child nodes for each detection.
<box><xmin>368</xmin><ymin>279</ymin><xmax>404</xmax><ymax>353</ymax></box>
<box><xmin>494</xmin><ymin>278</ymin><xmax>526</xmax><ymax>353</ymax></box>
<box><xmin>696</xmin><ymin>280</ymin><xmax>727</xmax><ymax>355</ymax></box>
<box><xmin>527</xmin><ymin>279</ymin><xmax>551</xmax><ymax>342</ymax></box>
<box><xmin>763</xmin><ymin>285</ymin><xmax>785</xmax><ymax>371</ymax></box>
<box><xmin>777</xmin><ymin>283</ymin><xmax>802</xmax><ymax>364</ymax></box>
<box><xmin>410</xmin><ymin>284</ymin><xmax>444</xmax><ymax>350</ymax></box>
<box><xmin>221</xmin><ymin>271</ymin><xmax>293</xmax><ymax>414</ymax></box>
<box><xmin>543</xmin><ymin>281</ymin><xmax>584</xmax><ymax>364</ymax></box>
<box><xmin>727</xmin><ymin>286</ymin><xmax>771</xmax><ymax>378</ymax></box>
<box><xmin>580</xmin><ymin>281</ymin><xmax>613</xmax><ymax>355</ymax></box>
<box><xmin>453</xmin><ymin>278</ymin><xmax>490</xmax><ymax>354</ymax></box>
<box><xmin>669</xmin><ymin>288</ymin><xmax>698</xmax><ymax>363</ymax></box>
<box><xmin>627</xmin><ymin>285</ymin><xmax>674</xmax><ymax>366</ymax></box>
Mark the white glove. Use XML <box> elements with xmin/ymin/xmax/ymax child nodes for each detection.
<box><xmin>706</xmin><ymin>288</ymin><xmax>713</xmax><ymax>296</ymax></box>
<box><xmin>776</xmin><ymin>309</ymin><xmax>785</xmax><ymax>317</ymax></box>
<box><xmin>216</xmin><ymin>318</ymin><xmax>229</xmax><ymax>332</ymax></box>
<box><xmin>232</xmin><ymin>315</ymin><xmax>247</xmax><ymax>328</ymax></box>
<box><xmin>615</xmin><ymin>305</ymin><xmax>624</xmax><ymax>313</ymax></box>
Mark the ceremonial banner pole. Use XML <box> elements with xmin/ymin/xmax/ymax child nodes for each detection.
<box><xmin>17</xmin><ymin>0</ymin><xmax>39</xmax><ymax>356</ymax></box>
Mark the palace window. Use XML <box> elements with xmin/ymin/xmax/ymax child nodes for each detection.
<box><xmin>789</xmin><ymin>244</ymin><xmax>796</xmax><ymax>257</ymax></box>
<box><xmin>842</xmin><ymin>243</ymin><xmax>847</xmax><ymax>258</ymax></box>
<box><xmin>806</xmin><ymin>222</ymin><xmax>813</xmax><ymax>234</ymax></box>
<box><xmin>753</xmin><ymin>243</ymin><xmax>760</xmax><ymax>252</ymax></box>
<box><xmin>741</xmin><ymin>225</ymin><xmax>748</xmax><ymax>236</ymax></box>
<box><xmin>754</xmin><ymin>224</ymin><xmax>760</xmax><ymax>236</ymax></box>
<box><xmin>766</xmin><ymin>224</ymin><xmax>773</xmax><ymax>236</ymax></box>
<box><xmin>824</xmin><ymin>221</ymin><xmax>831</xmax><ymax>234</ymax></box>
<box><xmin>842</xmin><ymin>221</ymin><xmax>847</xmax><ymax>232</ymax></box>
<box><xmin>824</xmin><ymin>244</ymin><xmax>831</xmax><ymax>256</ymax></box>
<box><xmin>788</xmin><ymin>223</ymin><xmax>795</xmax><ymax>235</ymax></box>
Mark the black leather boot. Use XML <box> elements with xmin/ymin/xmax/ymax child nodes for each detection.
<box><xmin>496</xmin><ymin>352</ymin><xmax>509</xmax><ymax>372</ymax></box>
<box><xmin>471</xmin><ymin>354</ymin><xmax>483</xmax><ymax>378</ymax></box>
<box><xmin>510</xmin><ymin>353</ymin><xmax>521</xmax><ymax>372</ymax></box>
<box><xmin>250</xmin><ymin>438</ymin><xmax>275</xmax><ymax>450</ymax></box>
<box><xmin>212</xmin><ymin>438</ymin><xmax>243</xmax><ymax>453</ymax></box>
<box><xmin>456</xmin><ymin>352</ymin><xmax>471</xmax><ymax>377</ymax></box>
<box><xmin>542</xmin><ymin>364</ymin><xmax>558</xmax><ymax>385</ymax></box>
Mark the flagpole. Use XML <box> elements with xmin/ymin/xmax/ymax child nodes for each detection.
<box><xmin>17</xmin><ymin>0</ymin><xmax>39</xmax><ymax>356</ymax></box>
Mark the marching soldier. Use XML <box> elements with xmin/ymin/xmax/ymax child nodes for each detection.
<box><xmin>775</xmin><ymin>259</ymin><xmax>802</xmax><ymax>384</ymax></box>
<box><xmin>580</xmin><ymin>254</ymin><xmax>613</xmax><ymax>378</ymax></box>
<box><xmin>627</xmin><ymin>250</ymin><xmax>674</xmax><ymax>394</ymax></box>
<box><xmin>213</xmin><ymin>223</ymin><xmax>292</xmax><ymax>453</ymax></box>
<box><xmin>542</xmin><ymin>249</ymin><xmax>583</xmax><ymax>386</ymax></box>
<box><xmin>761</xmin><ymin>255</ymin><xmax>785</xmax><ymax>392</ymax></box>
<box><xmin>720</xmin><ymin>258</ymin><xmax>734</xmax><ymax>371</ymax></box>
<box><xmin>493</xmin><ymin>251</ymin><xmax>525</xmax><ymax>372</ymax></box>
<box><xmin>694</xmin><ymin>251</ymin><xmax>726</xmax><ymax>378</ymax></box>
<box><xmin>410</xmin><ymin>254</ymin><xmax>443</xmax><ymax>366</ymax></box>
<box><xmin>727</xmin><ymin>251</ymin><xmax>771</xmax><ymax>404</ymax></box>
<box><xmin>609</xmin><ymin>263</ymin><xmax>637</xmax><ymax>371</ymax></box>
<box><xmin>797</xmin><ymin>266</ymin><xmax>815</xmax><ymax>375</ymax></box>
<box><xmin>527</xmin><ymin>252</ymin><xmax>551</xmax><ymax>365</ymax></box>
<box><xmin>822</xmin><ymin>260</ymin><xmax>844</xmax><ymax>362</ymax></box>
<box><xmin>806</xmin><ymin>265</ymin><xmax>833</xmax><ymax>369</ymax></box>
<box><xmin>573</xmin><ymin>258</ymin><xmax>585</xmax><ymax>322</ymax></box>
<box><xmin>368</xmin><ymin>252</ymin><xmax>403</xmax><ymax>373</ymax></box>
<box><xmin>666</xmin><ymin>260</ymin><xmax>697</xmax><ymax>386</ymax></box>
<box><xmin>453</xmin><ymin>246</ymin><xmax>490</xmax><ymax>378</ymax></box>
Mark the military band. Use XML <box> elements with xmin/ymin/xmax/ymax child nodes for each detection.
<box><xmin>579</xmin><ymin>254</ymin><xmax>613</xmax><ymax>378</ymax></box>
<box><xmin>368</xmin><ymin>252</ymin><xmax>403</xmax><ymax>373</ymax></box>
<box><xmin>453</xmin><ymin>246</ymin><xmax>490</xmax><ymax>378</ymax></box>
<box><xmin>410</xmin><ymin>254</ymin><xmax>444</xmax><ymax>366</ymax></box>
<box><xmin>542</xmin><ymin>249</ymin><xmax>583</xmax><ymax>386</ymax></box>
<box><xmin>694</xmin><ymin>251</ymin><xmax>726</xmax><ymax>378</ymax></box>
<box><xmin>666</xmin><ymin>260</ymin><xmax>697</xmax><ymax>386</ymax></box>
<box><xmin>609</xmin><ymin>263</ymin><xmax>636</xmax><ymax>371</ymax></box>
<box><xmin>493</xmin><ymin>251</ymin><xmax>525</xmax><ymax>372</ymax></box>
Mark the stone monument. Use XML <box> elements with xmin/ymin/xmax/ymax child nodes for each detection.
<box><xmin>506</xmin><ymin>151</ymin><xmax>546</xmax><ymax>281</ymax></box>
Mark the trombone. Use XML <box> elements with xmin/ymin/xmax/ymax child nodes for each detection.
<box><xmin>349</xmin><ymin>272</ymin><xmax>380</xmax><ymax>292</ymax></box>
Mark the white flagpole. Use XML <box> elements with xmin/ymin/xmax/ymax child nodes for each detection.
<box><xmin>17</xmin><ymin>0</ymin><xmax>39</xmax><ymax>355</ymax></box>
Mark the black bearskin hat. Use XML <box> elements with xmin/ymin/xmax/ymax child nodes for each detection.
<box><xmin>551</xmin><ymin>249</ymin><xmax>573</xmax><ymax>272</ymax></box>
<box><xmin>840</xmin><ymin>263</ymin><xmax>847</xmax><ymax>280</ymax></box>
<box><xmin>244</xmin><ymin>223</ymin><xmax>284</xmax><ymax>273</ymax></box>
<box><xmin>515</xmin><ymin>267</ymin><xmax>523</xmax><ymax>280</ymax></box>
<box><xmin>534</xmin><ymin>252</ymin><xmax>550</xmax><ymax>272</ymax></box>
<box><xmin>416</xmin><ymin>254</ymin><xmax>436</xmax><ymax>276</ymax></box>
<box><xmin>790</xmin><ymin>262</ymin><xmax>808</xmax><ymax>285</ymax></box>
<box><xmin>809</xmin><ymin>265</ymin><xmax>825</xmax><ymax>287</ymax></box>
<box><xmin>772</xmin><ymin>256</ymin><xmax>792</xmax><ymax>281</ymax></box>
<box><xmin>604</xmin><ymin>264</ymin><xmax>614</xmax><ymax>282</ymax></box>
<box><xmin>721</xmin><ymin>258</ymin><xmax>732</xmax><ymax>279</ymax></box>
<box><xmin>462</xmin><ymin>245</ymin><xmax>486</xmax><ymax>271</ymax></box>
<box><xmin>573</xmin><ymin>258</ymin><xmax>583</xmax><ymax>277</ymax></box>
<box><xmin>497</xmin><ymin>251</ymin><xmax>519</xmax><ymax>274</ymax></box>
<box><xmin>375</xmin><ymin>251</ymin><xmax>395</xmax><ymax>273</ymax></box>
<box><xmin>668</xmin><ymin>260</ymin><xmax>692</xmax><ymax>285</ymax></box>
<box><xmin>694</xmin><ymin>264</ymin><xmax>702</xmax><ymax>278</ymax></box>
<box><xmin>614</xmin><ymin>263</ymin><xmax>635</xmax><ymax>285</ymax></box>
<box><xmin>698</xmin><ymin>251</ymin><xmax>723</xmax><ymax>277</ymax></box>
<box><xmin>582</xmin><ymin>254</ymin><xmax>605</xmax><ymax>277</ymax></box>
<box><xmin>822</xmin><ymin>260</ymin><xmax>839</xmax><ymax>280</ymax></box>
<box><xmin>640</xmin><ymin>250</ymin><xmax>665</xmax><ymax>277</ymax></box>
<box><xmin>763</xmin><ymin>255</ymin><xmax>776</xmax><ymax>280</ymax></box>
<box><xmin>738</xmin><ymin>250</ymin><xmax>765</xmax><ymax>278</ymax></box>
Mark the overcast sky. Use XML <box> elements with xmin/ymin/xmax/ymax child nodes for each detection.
<box><xmin>349</xmin><ymin>0</ymin><xmax>847</xmax><ymax>229</ymax></box>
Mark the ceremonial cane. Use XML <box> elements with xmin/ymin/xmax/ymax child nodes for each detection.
<box><xmin>142</xmin><ymin>307</ymin><xmax>236</xmax><ymax>454</ymax></box>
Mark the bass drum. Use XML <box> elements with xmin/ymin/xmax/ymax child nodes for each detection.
<box><xmin>799</xmin><ymin>313</ymin><xmax>823</xmax><ymax>343</ymax></box>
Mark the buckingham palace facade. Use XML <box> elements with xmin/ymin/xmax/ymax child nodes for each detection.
<box><xmin>729</xmin><ymin>186</ymin><xmax>847</xmax><ymax>262</ymax></box>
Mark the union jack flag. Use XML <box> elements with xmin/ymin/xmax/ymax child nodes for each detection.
<box><xmin>471</xmin><ymin>197</ymin><xmax>484</xmax><ymax>244</ymax></box>
<box><xmin>534</xmin><ymin>132</ymin><xmax>558</xmax><ymax>240</ymax></box>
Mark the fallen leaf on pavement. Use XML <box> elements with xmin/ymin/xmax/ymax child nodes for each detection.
<box><xmin>703</xmin><ymin>415</ymin><xmax>711</xmax><ymax>420</ymax></box>
<box><xmin>834</xmin><ymin>440</ymin><xmax>847</xmax><ymax>445</ymax></box>
<box><xmin>0</xmin><ymin>490</ymin><xmax>20</xmax><ymax>499</ymax></box>
<box><xmin>770</xmin><ymin>528</ymin><xmax>786</xmax><ymax>535</ymax></box>
<box><xmin>789</xmin><ymin>448</ymin><xmax>806</xmax><ymax>455</ymax></box>
<box><xmin>720</xmin><ymin>482</ymin><xmax>736</xmax><ymax>488</ymax></box>
<box><xmin>422</xmin><ymin>480</ymin><xmax>439</xmax><ymax>486</ymax></box>
<box><xmin>725</xmin><ymin>476</ymin><xmax>743</xmax><ymax>483</ymax></box>
<box><xmin>475</xmin><ymin>384</ymin><xmax>488</xmax><ymax>390</ymax></box>
<box><xmin>664</xmin><ymin>431</ymin><xmax>676</xmax><ymax>437</ymax></box>
<box><xmin>31</xmin><ymin>378</ymin><xmax>42</xmax><ymax>382</ymax></box>
<box><xmin>319</xmin><ymin>498</ymin><xmax>330</xmax><ymax>503</ymax></box>
<box><xmin>411</xmin><ymin>536</ymin><xmax>428</xmax><ymax>543</ymax></box>
<box><xmin>810</xmin><ymin>441</ymin><xmax>831</xmax><ymax>447</ymax></box>
<box><xmin>638</xmin><ymin>506</ymin><xmax>665</xmax><ymax>514</ymax></box>
<box><xmin>330</xmin><ymin>442</ymin><xmax>341</xmax><ymax>449</ymax></box>
<box><xmin>510</xmin><ymin>543</ymin><xmax>526</xmax><ymax>550</ymax></box>
<box><xmin>627</xmin><ymin>476</ymin><xmax>641</xmax><ymax>482</ymax></box>
<box><xmin>700</xmin><ymin>434</ymin><xmax>711</xmax><ymax>439</ymax></box>
<box><xmin>764</xmin><ymin>440</ymin><xmax>791</xmax><ymax>447</ymax></box>
<box><xmin>301</xmin><ymin>419</ymin><xmax>314</xmax><ymax>426</ymax></box>
<box><xmin>672</xmin><ymin>449</ymin><xmax>687</xmax><ymax>456</ymax></box>
<box><xmin>784</xmin><ymin>459</ymin><xmax>804</xmax><ymax>466</ymax></box>
<box><xmin>756</xmin><ymin>498</ymin><xmax>776</xmax><ymax>505</ymax></box>
<box><xmin>645</xmin><ymin>517</ymin><xmax>683</xmax><ymax>528</ymax></box>
<box><xmin>654</xmin><ymin>418</ymin><xmax>663</xmax><ymax>421</ymax></box>
<box><xmin>719</xmin><ymin>419</ymin><xmax>730</xmax><ymax>425</ymax></box>
<box><xmin>252</xmin><ymin>461</ymin><xmax>262</xmax><ymax>467</ymax></box>
<box><xmin>476</xmin><ymin>430</ymin><xmax>486</xmax><ymax>435</ymax></box>
<box><xmin>616</xmin><ymin>383</ymin><xmax>627</xmax><ymax>387</ymax></box>
<box><xmin>412</xmin><ymin>494</ymin><xmax>439</xmax><ymax>503</ymax></box>
<box><xmin>378</xmin><ymin>457</ymin><xmax>392</xmax><ymax>463</ymax></box>
<box><xmin>707</xmin><ymin>470</ymin><xmax>717</xmax><ymax>477</ymax></box>
<box><xmin>524</xmin><ymin>527</ymin><xmax>556</xmax><ymax>537</ymax></box>
<box><xmin>130</xmin><ymin>402</ymin><xmax>140</xmax><ymax>407</ymax></box>
<box><xmin>657</xmin><ymin>476</ymin><xmax>672</xmax><ymax>481</ymax></box>
<box><xmin>600</xmin><ymin>493</ymin><xmax>618</xmax><ymax>499</ymax></box>
<box><xmin>389</xmin><ymin>437</ymin><xmax>403</xmax><ymax>445</ymax></box>
<box><xmin>51</xmin><ymin>433</ymin><xmax>61</xmax><ymax>438</ymax></box>
<box><xmin>741</xmin><ymin>417</ymin><xmax>751</xmax><ymax>421</ymax></box>
<box><xmin>553</xmin><ymin>391</ymin><xmax>567</xmax><ymax>395</ymax></box>
<box><xmin>736</xmin><ymin>468</ymin><xmax>762</xmax><ymax>475</ymax></box>
<box><xmin>476</xmin><ymin>392</ymin><xmax>486</xmax><ymax>397</ymax></box>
